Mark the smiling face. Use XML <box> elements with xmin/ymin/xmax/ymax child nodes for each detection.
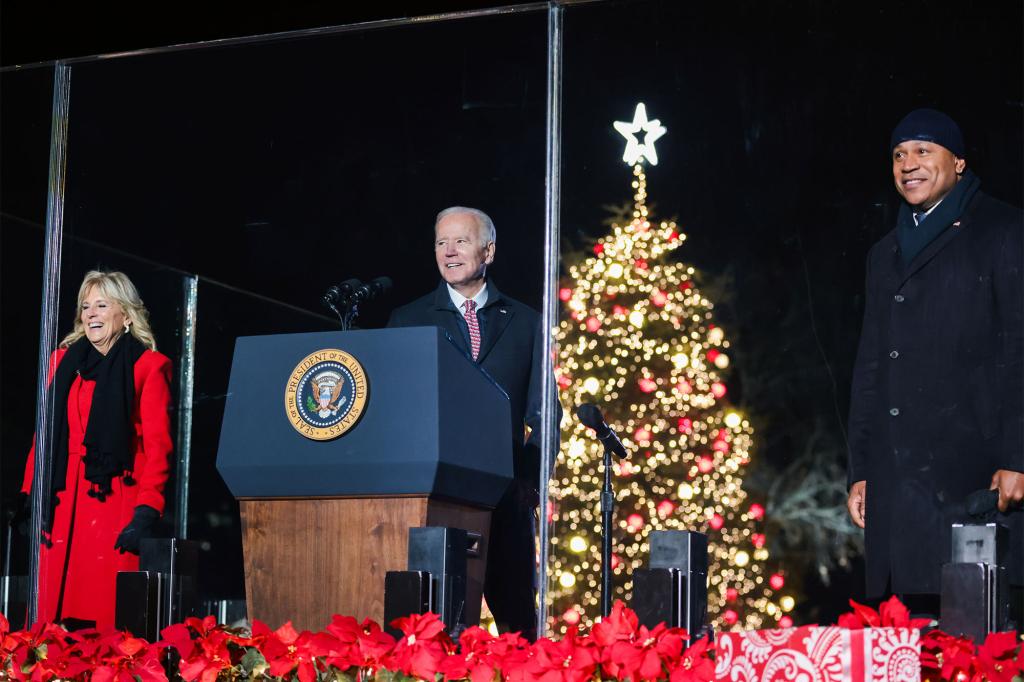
<box><xmin>434</xmin><ymin>211</ymin><xmax>495</xmax><ymax>297</ymax></box>
<box><xmin>80</xmin><ymin>285</ymin><xmax>129</xmax><ymax>355</ymax></box>
<box><xmin>892</xmin><ymin>140</ymin><xmax>966</xmax><ymax>209</ymax></box>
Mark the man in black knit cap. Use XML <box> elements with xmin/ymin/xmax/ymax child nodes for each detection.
<box><xmin>846</xmin><ymin>108</ymin><xmax>1023</xmax><ymax>616</ymax></box>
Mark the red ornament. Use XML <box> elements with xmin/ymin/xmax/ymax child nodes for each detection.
<box><xmin>707</xmin><ymin>348</ymin><xmax>721</xmax><ymax>362</ymax></box>
<box><xmin>613</xmin><ymin>461</ymin><xmax>633</xmax><ymax>477</ymax></box>
<box><xmin>669</xmin><ymin>230</ymin><xmax>680</xmax><ymax>241</ymax></box>
<box><xmin>657</xmin><ymin>499</ymin><xmax>676</xmax><ymax>518</ymax></box>
<box><xmin>586</xmin><ymin>317</ymin><xmax>602</xmax><ymax>332</ymax></box>
<box><xmin>559</xmin><ymin>287</ymin><xmax>572</xmax><ymax>302</ymax></box>
<box><xmin>779</xmin><ymin>616</ymin><xmax>794</xmax><ymax>628</ymax></box>
<box><xmin>680</xmin><ymin>281</ymin><xmax>693</xmax><ymax>291</ymax></box>
<box><xmin>634</xmin><ymin>427</ymin><xmax>652</xmax><ymax>443</ymax></box>
<box><xmin>676</xmin><ymin>380</ymin><xmax>692</xmax><ymax>394</ymax></box>
<box><xmin>612</xmin><ymin>305</ymin><xmax>626</xmax><ymax>316</ymax></box>
<box><xmin>709</xmin><ymin>513</ymin><xmax>724</xmax><ymax>531</ymax></box>
<box><xmin>611</xmin><ymin>554</ymin><xmax>622</xmax><ymax>569</ymax></box>
<box><xmin>751</xmin><ymin>533</ymin><xmax>766</xmax><ymax>549</ymax></box>
<box><xmin>593</xmin><ymin>243</ymin><xmax>604</xmax><ymax>255</ymax></box>
<box><xmin>723</xmin><ymin>609</ymin><xmax>739</xmax><ymax>625</ymax></box>
<box><xmin>634</xmin><ymin>258</ymin><xmax>648</xmax><ymax>270</ymax></box>
<box><xmin>563</xmin><ymin>608</ymin><xmax>581</xmax><ymax>625</ymax></box>
<box><xmin>711</xmin><ymin>382</ymin><xmax>727</xmax><ymax>398</ymax></box>
<box><xmin>769</xmin><ymin>573</ymin><xmax>785</xmax><ymax>590</ymax></box>
<box><xmin>712</xmin><ymin>440</ymin><xmax>730</xmax><ymax>453</ymax></box>
<box><xmin>626</xmin><ymin>514</ymin><xmax>644</xmax><ymax>532</ymax></box>
<box><xmin>571</xmin><ymin>311</ymin><xmax>584</xmax><ymax>321</ymax></box>
<box><xmin>651</xmin><ymin>290</ymin><xmax>668</xmax><ymax>307</ymax></box>
<box><xmin>638</xmin><ymin>378</ymin><xmax>657</xmax><ymax>393</ymax></box>
<box><xmin>698</xmin><ymin>456</ymin><xmax>715</xmax><ymax>473</ymax></box>
<box><xmin>725</xmin><ymin>588</ymin><xmax>739</xmax><ymax>602</ymax></box>
<box><xmin>557</xmin><ymin>375</ymin><xmax>572</xmax><ymax>389</ymax></box>
<box><xmin>749</xmin><ymin>503</ymin><xmax>765</xmax><ymax>520</ymax></box>
<box><xmin>677</xmin><ymin>417</ymin><xmax>693</xmax><ymax>434</ymax></box>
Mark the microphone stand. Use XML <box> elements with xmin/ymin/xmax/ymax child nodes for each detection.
<box><xmin>599</xmin><ymin>434</ymin><xmax>615</xmax><ymax>618</ymax></box>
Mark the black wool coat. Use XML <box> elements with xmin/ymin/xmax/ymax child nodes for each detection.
<box><xmin>386</xmin><ymin>279</ymin><xmax>552</xmax><ymax>636</ymax></box>
<box><xmin>386</xmin><ymin>280</ymin><xmax>548</xmax><ymax>483</ymax></box>
<box><xmin>848</xmin><ymin>191</ymin><xmax>1023</xmax><ymax>596</ymax></box>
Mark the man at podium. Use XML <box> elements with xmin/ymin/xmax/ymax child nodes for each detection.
<box><xmin>387</xmin><ymin>206</ymin><xmax>548</xmax><ymax>640</ymax></box>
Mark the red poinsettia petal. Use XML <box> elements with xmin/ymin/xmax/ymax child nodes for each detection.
<box><xmin>847</xmin><ymin>599</ymin><xmax>881</xmax><ymax>627</ymax></box>
<box><xmin>274</xmin><ymin>621</ymin><xmax>300</xmax><ymax>645</ymax></box>
<box><xmin>160</xmin><ymin>623</ymin><xmax>196</xmax><ymax>659</ymax></box>
<box><xmin>980</xmin><ymin>631</ymin><xmax>1019</xmax><ymax>659</ymax></box>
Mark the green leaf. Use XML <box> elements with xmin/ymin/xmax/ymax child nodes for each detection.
<box><xmin>240</xmin><ymin>647</ymin><xmax>269</xmax><ymax>677</ymax></box>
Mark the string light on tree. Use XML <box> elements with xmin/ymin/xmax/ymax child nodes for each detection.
<box><xmin>549</xmin><ymin>102</ymin><xmax>789</xmax><ymax>632</ymax></box>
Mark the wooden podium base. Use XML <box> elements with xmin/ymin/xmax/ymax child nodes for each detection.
<box><xmin>239</xmin><ymin>496</ymin><xmax>490</xmax><ymax>631</ymax></box>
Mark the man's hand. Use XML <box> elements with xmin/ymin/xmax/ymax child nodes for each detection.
<box><xmin>847</xmin><ymin>480</ymin><xmax>866</xmax><ymax>528</ymax></box>
<box><xmin>990</xmin><ymin>470</ymin><xmax>1024</xmax><ymax>513</ymax></box>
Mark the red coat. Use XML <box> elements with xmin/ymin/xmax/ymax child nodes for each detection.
<box><xmin>22</xmin><ymin>347</ymin><xmax>173</xmax><ymax>630</ymax></box>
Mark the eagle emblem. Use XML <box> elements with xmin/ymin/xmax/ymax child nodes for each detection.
<box><xmin>310</xmin><ymin>371</ymin><xmax>347</xmax><ymax>417</ymax></box>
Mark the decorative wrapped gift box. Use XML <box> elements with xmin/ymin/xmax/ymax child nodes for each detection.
<box><xmin>716</xmin><ymin>625</ymin><xmax>921</xmax><ymax>682</ymax></box>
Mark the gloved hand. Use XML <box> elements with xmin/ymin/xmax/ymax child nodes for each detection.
<box><xmin>8</xmin><ymin>493</ymin><xmax>30</xmax><ymax>536</ymax></box>
<box><xmin>114</xmin><ymin>505</ymin><xmax>159</xmax><ymax>554</ymax></box>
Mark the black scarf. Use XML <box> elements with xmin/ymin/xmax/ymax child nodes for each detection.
<box><xmin>896</xmin><ymin>169</ymin><xmax>981</xmax><ymax>266</ymax></box>
<box><xmin>46</xmin><ymin>333</ymin><xmax>146</xmax><ymax>528</ymax></box>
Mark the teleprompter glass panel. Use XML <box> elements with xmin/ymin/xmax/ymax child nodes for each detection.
<box><xmin>550</xmin><ymin>0</ymin><xmax>1022</xmax><ymax>633</ymax></box>
<box><xmin>50</xmin><ymin>8</ymin><xmax>552</xmax><ymax>623</ymax></box>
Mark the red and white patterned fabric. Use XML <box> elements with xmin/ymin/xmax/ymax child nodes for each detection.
<box><xmin>463</xmin><ymin>299</ymin><xmax>481</xmax><ymax>360</ymax></box>
<box><xmin>715</xmin><ymin>626</ymin><xmax>920</xmax><ymax>682</ymax></box>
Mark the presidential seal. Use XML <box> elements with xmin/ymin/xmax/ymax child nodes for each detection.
<box><xmin>285</xmin><ymin>349</ymin><xmax>368</xmax><ymax>441</ymax></box>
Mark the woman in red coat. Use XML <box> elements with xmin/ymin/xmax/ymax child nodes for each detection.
<box><xmin>22</xmin><ymin>270</ymin><xmax>172</xmax><ymax>630</ymax></box>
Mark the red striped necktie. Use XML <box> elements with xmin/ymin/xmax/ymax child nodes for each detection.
<box><xmin>463</xmin><ymin>299</ymin><xmax>481</xmax><ymax>361</ymax></box>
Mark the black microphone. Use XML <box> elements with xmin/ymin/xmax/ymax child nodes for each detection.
<box><xmin>323</xmin><ymin>278</ymin><xmax>362</xmax><ymax>308</ymax></box>
<box><xmin>349</xmin><ymin>276</ymin><xmax>393</xmax><ymax>304</ymax></box>
<box><xmin>576</xmin><ymin>403</ymin><xmax>629</xmax><ymax>459</ymax></box>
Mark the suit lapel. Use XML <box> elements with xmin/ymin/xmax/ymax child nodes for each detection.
<box><xmin>430</xmin><ymin>283</ymin><xmax>471</xmax><ymax>355</ymax></box>
<box><xmin>898</xmin><ymin>216</ymin><xmax>968</xmax><ymax>286</ymax></box>
<box><xmin>477</xmin><ymin>282</ymin><xmax>514</xmax><ymax>363</ymax></box>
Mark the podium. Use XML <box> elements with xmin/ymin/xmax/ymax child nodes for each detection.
<box><xmin>216</xmin><ymin>327</ymin><xmax>513</xmax><ymax>630</ymax></box>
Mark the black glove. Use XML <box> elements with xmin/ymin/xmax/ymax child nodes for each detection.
<box><xmin>9</xmin><ymin>492</ymin><xmax>30</xmax><ymax>536</ymax></box>
<box><xmin>114</xmin><ymin>505</ymin><xmax>159</xmax><ymax>555</ymax></box>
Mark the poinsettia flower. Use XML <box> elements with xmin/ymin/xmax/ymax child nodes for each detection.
<box><xmin>517</xmin><ymin>627</ymin><xmax>598</xmax><ymax>682</ymax></box>
<box><xmin>259</xmin><ymin>621</ymin><xmax>320</xmax><ymax>682</ymax></box>
<box><xmin>669</xmin><ymin>636</ymin><xmax>715</xmax><ymax>682</ymax></box>
<box><xmin>176</xmin><ymin>628</ymin><xmax>234</xmax><ymax>682</ymax></box>
<box><xmin>973</xmin><ymin>631</ymin><xmax>1022</xmax><ymax>682</ymax></box>
<box><xmin>388</xmin><ymin>613</ymin><xmax>452</xmax><ymax>680</ymax></box>
<box><xmin>591</xmin><ymin>601</ymin><xmax>640</xmax><ymax>647</ymax></box>
<box><xmin>8</xmin><ymin>620</ymin><xmax>71</xmax><ymax>681</ymax></box>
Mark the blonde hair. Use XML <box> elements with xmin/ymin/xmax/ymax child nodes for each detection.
<box><xmin>60</xmin><ymin>270</ymin><xmax>157</xmax><ymax>351</ymax></box>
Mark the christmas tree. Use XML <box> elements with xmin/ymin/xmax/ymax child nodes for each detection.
<box><xmin>549</xmin><ymin>103</ymin><xmax>790</xmax><ymax>632</ymax></box>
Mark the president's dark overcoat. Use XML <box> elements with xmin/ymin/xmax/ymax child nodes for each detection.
<box><xmin>848</xmin><ymin>191</ymin><xmax>1023</xmax><ymax>596</ymax></box>
<box><xmin>388</xmin><ymin>280</ymin><xmax>548</xmax><ymax>637</ymax></box>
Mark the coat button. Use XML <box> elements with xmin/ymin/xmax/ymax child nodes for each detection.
<box><xmin>889</xmin><ymin>408</ymin><xmax>900</xmax><ymax>417</ymax></box>
<box><xmin>894</xmin><ymin>294</ymin><xmax>905</xmax><ymax>303</ymax></box>
<box><xmin>889</xmin><ymin>350</ymin><xmax>899</xmax><ymax>359</ymax></box>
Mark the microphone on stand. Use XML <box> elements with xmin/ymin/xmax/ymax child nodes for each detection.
<box><xmin>322</xmin><ymin>278</ymin><xmax>362</xmax><ymax>309</ymax></box>
<box><xmin>349</xmin><ymin>276</ymin><xmax>393</xmax><ymax>305</ymax></box>
<box><xmin>576</xmin><ymin>403</ymin><xmax>630</xmax><ymax>459</ymax></box>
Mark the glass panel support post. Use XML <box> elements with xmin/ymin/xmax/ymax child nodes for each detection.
<box><xmin>174</xmin><ymin>275</ymin><xmax>199</xmax><ymax>539</ymax></box>
<box><xmin>27</xmin><ymin>62</ymin><xmax>72</xmax><ymax>625</ymax></box>
<box><xmin>537</xmin><ymin>0</ymin><xmax>564</xmax><ymax>640</ymax></box>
